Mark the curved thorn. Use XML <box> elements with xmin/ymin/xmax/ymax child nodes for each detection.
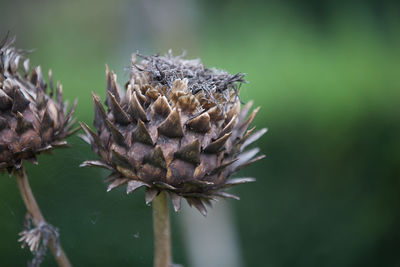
<box><xmin>152</xmin><ymin>96</ymin><xmax>172</xmax><ymax>118</ymax></box>
<box><xmin>204</xmin><ymin>133</ymin><xmax>231</xmax><ymax>153</ymax></box>
<box><xmin>133</xmin><ymin>119</ymin><xmax>153</xmax><ymax>145</ymax></box>
<box><xmin>92</xmin><ymin>92</ymin><xmax>107</xmax><ymax>130</ymax></box>
<box><xmin>169</xmin><ymin>192</ymin><xmax>182</xmax><ymax>212</ymax></box>
<box><xmin>12</xmin><ymin>89</ymin><xmax>30</xmax><ymax>113</ymax></box>
<box><xmin>80</xmin><ymin>160</ymin><xmax>113</xmax><ymax>170</ymax></box>
<box><xmin>129</xmin><ymin>91</ymin><xmax>147</xmax><ymax>121</ymax></box>
<box><xmin>16</xmin><ymin>112</ymin><xmax>33</xmax><ymax>134</ymax></box>
<box><xmin>143</xmin><ymin>146</ymin><xmax>167</xmax><ymax>169</ymax></box>
<box><xmin>127</xmin><ymin>180</ymin><xmax>149</xmax><ymax>194</ymax></box>
<box><xmin>107</xmin><ymin>91</ymin><xmax>130</xmax><ymax>125</ymax></box>
<box><xmin>221</xmin><ymin>115</ymin><xmax>237</xmax><ymax>136</ymax></box>
<box><xmin>238</xmin><ymin>100</ymin><xmax>254</xmax><ymax>123</ymax></box>
<box><xmin>186</xmin><ymin>112</ymin><xmax>211</xmax><ymax>133</ymax></box>
<box><xmin>145</xmin><ymin>188</ymin><xmax>159</xmax><ymax>205</ymax></box>
<box><xmin>107</xmin><ymin>178</ymin><xmax>128</xmax><ymax>192</ymax></box>
<box><xmin>234</xmin><ymin>155</ymin><xmax>266</xmax><ymax>172</ymax></box>
<box><xmin>215</xmin><ymin>191</ymin><xmax>240</xmax><ymax>200</ymax></box>
<box><xmin>187</xmin><ymin>198</ymin><xmax>207</xmax><ymax>217</ymax></box>
<box><xmin>105</xmin><ymin>119</ymin><xmax>127</xmax><ymax>147</ymax></box>
<box><xmin>158</xmin><ymin>108</ymin><xmax>184</xmax><ymax>138</ymax></box>
<box><xmin>222</xmin><ymin>177</ymin><xmax>256</xmax><ymax>188</ymax></box>
<box><xmin>233</xmin><ymin>147</ymin><xmax>260</xmax><ymax>169</ymax></box>
<box><xmin>174</xmin><ymin>139</ymin><xmax>200</xmax><ymax>164</ymax></box>
<box><xmin>241</xmin><ymin>128</ymin><xmax>267</xmax><ymax>151</ymax></box>
<box><xmin>0</xmin><ymin>89</ymin><xmax>13</xmax><ymax>110</ymax></box>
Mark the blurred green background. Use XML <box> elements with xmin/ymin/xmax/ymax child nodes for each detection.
<box><xmin>1</xmin><ymin>0</ymin><xmax>400</xmax><ymax>266</ymax></box>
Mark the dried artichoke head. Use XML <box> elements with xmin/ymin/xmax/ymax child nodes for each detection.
<box><xmin>81</xmin><ymin>51</ymin><xmax>266</xmax><ymax>215</ymax></box>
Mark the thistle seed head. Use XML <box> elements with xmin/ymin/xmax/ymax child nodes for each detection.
<box><xmin>0</xmin><ymin>34</ymin><xmax>78</xmax><ymax>174</ymax></box>
<box><xmin>81</xmin><ymin>51</ymin><xmax>266</xmax><ymax>215</ymax></box>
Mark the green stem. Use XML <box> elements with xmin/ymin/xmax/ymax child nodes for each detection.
<box><xmin>152</xmin><ymin>191</ymin><xmax>171</xmax><ymax>267</ymax></box>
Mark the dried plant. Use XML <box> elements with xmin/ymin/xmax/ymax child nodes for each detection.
<box><xmin>19</xmin><ymin>214</ymin><xmax>61</xmax><ymax>267</ymax></box>
<box><xmin>0</xmin><ymin>33</ymin><xmax>76</xmax><ymax>267</ymax></box>
<box><xmin>81</xmin><ymin>51</ymin><xmax>266</xmax><ymax>267</ymax></box>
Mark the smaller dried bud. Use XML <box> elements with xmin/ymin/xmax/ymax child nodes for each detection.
<box><xmin>0</xmin><ymin>34</ymin><xmax>78</xmax><ymax>174</ymax></box>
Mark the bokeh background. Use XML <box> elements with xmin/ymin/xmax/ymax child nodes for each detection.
<box><xmin>1</xmin><ymin>0</ymin><xmax>400</xmax><ymax>266</ymax></box>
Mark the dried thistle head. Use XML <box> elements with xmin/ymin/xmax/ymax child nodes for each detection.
<box><xmin>81</xmin><ymin>51</ymin><xmax>266</xmax><ymax>215</ymax></box>
<box><xmin>0</xmin><ymin>34</ymin><xmax>78</xmax><ymax>174</ymax></box>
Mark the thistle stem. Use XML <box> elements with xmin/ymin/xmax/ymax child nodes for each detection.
<box><xmin>152</xmin><ymin>191</ymin><xmax>171</xmax><ymax>267</ymax></box>
<box><xmin>15</xmin><ymin>167</ymin><xmax>72</xmax><ymax>267</ymax></box>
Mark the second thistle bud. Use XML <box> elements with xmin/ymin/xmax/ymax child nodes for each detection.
<box><xmin>0</xmin><ymin>34</ymin><xmax>78</xmax><ymax>174</ymax></box>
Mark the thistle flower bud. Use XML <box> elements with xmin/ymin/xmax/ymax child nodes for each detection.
<box><xmin>81</xmin><ymin>51</ymin><xmax>266</xmax><ymax>215</ymax></box>
<box><xmin>0</xmin><ymin>34</ymin><xmax>78</xmax><ymax>174</ymax></box>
